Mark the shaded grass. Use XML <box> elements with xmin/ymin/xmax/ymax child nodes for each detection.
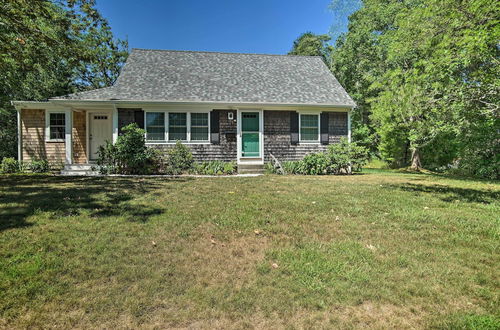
<box><xmin>0</xmin><ymin>172</ymin><xmax>498</xmax><ymax>328</ymax></box>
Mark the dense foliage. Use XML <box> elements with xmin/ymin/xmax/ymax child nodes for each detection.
<box><xmin>288</xmin><ymin>32</ymin><xmax>333</xmax><ymax>64</ymax></box>
<box><xmin>0</xmin><ymin>157</ymin><xmax>50</xmax><ymax>174</ymax></box>
<box><xmin>0</xmin><ymin>158</ymin><xmax>20</xmax><ymax>174</ymax></box>
<box><xmin>328</xmin><ymin>0</ymin><xmax>499</xmax><ymax>178</ymax></box>
<box><xmin>97</xmin><ymin>124</ymin><xmax>160</xmax><ymax>175</ymax></box>
<box><xmin>28</xmin><ymin>160</ymin><xmax>50</xmax><ymax>173</ymax></box>
<box><xmin>0</xmin><ymin>0</ymin><xmax>128</xmax><ymax>161</ymax></box>
<box><xmin>164</xmin><ymin>141</ymin><xmax>194</xmax><ymax>175</ymax></box>
<box><xmin>267</xmin><ymin>138</ymin><xmax>369</xmax><ymax>175</ymax></box>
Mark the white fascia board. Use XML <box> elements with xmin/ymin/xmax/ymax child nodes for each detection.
<box><xmin>48</xmin><ymin>99</ymin><xmax>355</xmax><ymax>111</ymax></box>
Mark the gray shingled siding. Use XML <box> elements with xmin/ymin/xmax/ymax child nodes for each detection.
<box><xmin>118</xmin><ymin>109</ymin><xmax>347</xmax><ymax>162</ymax></box>
<box><xmin>264</xmin><ymin>111</ymin><xmax>347</xmax><ymax>161</ymax></box>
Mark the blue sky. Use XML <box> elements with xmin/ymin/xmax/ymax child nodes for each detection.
<box><xmin>95</xmin><ymin>0</ymin><xmax>351</xmax><ymax>54</ymax></box>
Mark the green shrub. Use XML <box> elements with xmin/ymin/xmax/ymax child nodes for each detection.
<box><xmin>282</xmin><ymin>161</ymin><xmax>301</xmax><ymax>175</ymax></box>
<box><xmin>267</xmin><ymin>139</ymin><xmax>370</xmax><ymax>176</ymax></box>
<box><xmin>194</xmin><ymin>160</ymin><xmax>236</xmax><ymax>175</ymax></box>
<box><xmin>165</xmin><ymin>141</ymin><xmax>194</xmax><ymax>175</ymax></box>
<box><xmin>97</xmin><ymin>123</ymin><xmax>161</xmax><ymax>174</ymax></box>
<box><xmin>1</xmin><ymin>157</ymin><xmax>19</xmax><ymax>173</ymax></box>
<box><xmin>327</xmin><ymin>137</ymin><xmax>370</xmax><ymax>174</ymax></box>
<box><xmin>223</xmin><ymin>161</ymin><xmax>237</xmax><ymax>174</ymax></box>
<box><xmin>297</xmin><ymin>153</ymin><xmax>329</xmax><ymax>175</ymax></box>
<box><xmin>29</xmin><ymin>159</ymin><xmax>49</xmax><ymax>173</ymax></box>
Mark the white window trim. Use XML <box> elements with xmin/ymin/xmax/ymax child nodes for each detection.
<box><xmin>144</xmin><ymin>110</ymin><xmax>210</xmax><ymax>144</ymax></box>
<box><xmin>299</xmin><ymin>112</ymin><xmax>320</xmax><ymax>143</ymax></box>
<box><xmin>45</xmin><ymin>110</ymin><xmax>67</xmax><ymax>142</ymax></box>
<box><xmin>145</xmin><ymin>111</ymin><xmax>167</xmax><ymax>142</ymax></box>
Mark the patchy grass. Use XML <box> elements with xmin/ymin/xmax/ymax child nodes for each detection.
<box><xmin>0</xmin><ymin>172</ymin><xmax>498</xmax><ymax>328</ymax></box>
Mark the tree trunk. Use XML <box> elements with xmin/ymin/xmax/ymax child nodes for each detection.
<box><xmin>410</xmin><ymin>148</ymin><xmax>422</xmax><ymax>170</ymax></box>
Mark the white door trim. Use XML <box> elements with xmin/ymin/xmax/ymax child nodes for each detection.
<box><xmin>86</xmin><ymin>109</ymin><xmax>113</xmax><ymax>162</ymax></box>
<box><xmin>237</xmin><ymin>109</ymin><xmax>264</xmax><ymax>165</ymax></box>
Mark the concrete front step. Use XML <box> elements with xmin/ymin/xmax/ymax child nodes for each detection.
<box><xmin>60</xmin><ymin>170</ymin><xmax>100</xmax><ymax>176</ymax></box>
<box><xmin>238</xmin><ymin>163</ymin><xmax>265</xmax><ymax>174</ymax></box>
<box><xmin>61</xmin><ymin>164</ymin><xmax>99</xmax><ymax>176</ymax></box>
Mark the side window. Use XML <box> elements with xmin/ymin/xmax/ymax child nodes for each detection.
<box><xmin>49</xmin><ymin>113</ymin><xmax>66</xmax><ymax>140</ymax></box>
<box><xmin>145</xmin><ymin>112</ymin><xmax>165</xmax><ymax>141</ymax></box>
<box><xmin>300</xmin><ymin>114</ymin><xmax>319</xmax><ymax>142</ymax></box>
<box><xmin>190</xmin><ymin>113</ymin><xmax>209</xmax><ymax>141</ymax></box>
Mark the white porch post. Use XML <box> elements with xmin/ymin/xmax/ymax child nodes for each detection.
<box><xmin>65</xmin><ymin>108</ymin><xmax>72</xmax><ymax>164</ymax></box>
<box><xmin>17</xmin><ymin>109</ymin><xmax>22</xmax><ymax>162</ymax></box>
<box><xmin>347</xmin><ymin>110</ymin><xmax>352</xmax><ymax>143</ymax></box>
<box><xmin>112</xmin><ymin>105</ymin><xmax>118</xmax><ymax>143</ymax></box>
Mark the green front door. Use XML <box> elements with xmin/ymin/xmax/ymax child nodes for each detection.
<box><xmin>241</xmin><ymin>112</ymin><xmax>260</xmax><ymax>158</ymax></box>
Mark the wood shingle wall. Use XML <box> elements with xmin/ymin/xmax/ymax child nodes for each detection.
<box><xmin>21</xmin><ymin>109</ymin><xmax>66</xmax><ymax>166</ymax></box>
<box><xmin>72</xmin><ymin>110</ymin><xmax>87</xmax><ymax>164</ymax></box>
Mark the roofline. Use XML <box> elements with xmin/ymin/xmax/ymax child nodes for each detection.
<box><xmin>13</xmin><ymin>99</ymin><xmax>355</xmax><ymax>110</ymax></box>
<box><xmin>131</xmin><ymin>48</ymin><xmax>324</xmax><ymax>59</ymax></box>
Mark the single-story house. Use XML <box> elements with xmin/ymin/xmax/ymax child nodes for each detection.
<box><xmin>12</xmin><ymin>48</ymin><xmax>355</xmax><ymax>173</ymax></box>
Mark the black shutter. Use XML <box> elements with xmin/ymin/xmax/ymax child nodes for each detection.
<box><xmin>134</xmin><ymin>110</ymin><xmax>144</xmax><ymax>129</ymax></box>
<box><xmin>320</xmin><ymin>112</ymin><xmax>329</xmax><ymax>145</ymax></box>
<box><xmin>210</xmin><ymin>110</ymin><xmax>220</xmax><ymax>144</ymax></box>
<box><xmin>290</xmin><ymin>111</ymin><xmax>299</xmax><ymax>145</ymax></box>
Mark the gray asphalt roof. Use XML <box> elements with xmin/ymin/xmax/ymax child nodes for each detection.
<box><xmin>53</xmin><ymin>48</ymin><xmax>355</xmax><ymax>106</ymax></box>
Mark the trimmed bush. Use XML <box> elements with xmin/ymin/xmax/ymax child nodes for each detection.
<box><xmin>1</xmin><ymin>157</ymin><xmax>19</xmax><ymax>173</ymax></box>
<box><xmin>165</xmin><ymin>141</ymin><xmax>194</xmax><ymax>175</ymax></box>
<box><xmin>97</xmin><ymin>123</ymin><xmax>160</xmax><ymax>174</ymax></box>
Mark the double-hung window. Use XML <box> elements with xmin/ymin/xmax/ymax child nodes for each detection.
<box><xmin>300</xmin><ymin>114</ymin><xmax>319</xmax><ymax>142</ymax></box>
<box><xmin>190</xmin><ymin>113</ymin><xmax>209</xmax><ymax>141</ymax></box>
<box><xmin>168</xmin><ymin>113</ymin><xmax>187</xmax><ymax>141</ymax></box>
<box><xmin>48</xmin><ymin>113</ymin><xmax>66</xmax><ymax>141</ymax></box>
<box><xmin>145</xmin><ymin>111</ymin><xmax>209</xmax><ymax>143</ymax></box>
<box><xmin>146</xmin><ymin>112</ymin><xmax>165</xmax><ymax>141</ymax></box>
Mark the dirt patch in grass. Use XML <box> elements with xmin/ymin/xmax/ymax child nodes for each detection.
<box><xmin>182</xmin><ymin>224</ymin><xmax>271</xmax><ymax>288</ymax></box>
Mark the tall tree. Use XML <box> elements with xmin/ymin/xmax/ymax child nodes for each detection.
<box><xmin>331</xmin><ymin>0</ymin><xmax>499</xmax><ymax>176</ymax></box>
<box><xmin>288</xmin><ymin>32</ymin><xmax>333</xmax><ymax>64</ymax></box>
<box><xmin>0</xmin><ymin>0</ymin><xmax>128</xmax><ymax>160</ymax></box>
<box><xmin>330</xmin><ymin>0</ymin><xmax>405</xmax><ymax>156</ymax></box>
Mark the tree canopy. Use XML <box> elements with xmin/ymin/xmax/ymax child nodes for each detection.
<box><xmin>0</xmin><ymin>0</ymin><xmax>128</xmax><ymax>160</ymax></box>
<box><xmin>328</xmin><ymin>0</ymin><xmax>499</xmax><ymax>178</ymax></box>
<box><xmin>288</xmin><ymin>32</ymin><xmax>333</xmax><ymax>64</ymax></box>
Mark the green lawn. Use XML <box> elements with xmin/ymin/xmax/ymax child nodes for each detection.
<box><xmin>0</xmin><ymin>172</ymin><xmax>499</xmax><ymax>329</ymax></box>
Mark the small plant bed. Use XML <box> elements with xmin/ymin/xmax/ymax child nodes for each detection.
<box><xmin>266</xmin><ymin>138</ymin><xmax>370</xmax><ymax>175</ymax></box>
<box><xmin>1</xmin><ymin>157</ymin><xmax>50</xmax><ymax>174</ymax></box>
